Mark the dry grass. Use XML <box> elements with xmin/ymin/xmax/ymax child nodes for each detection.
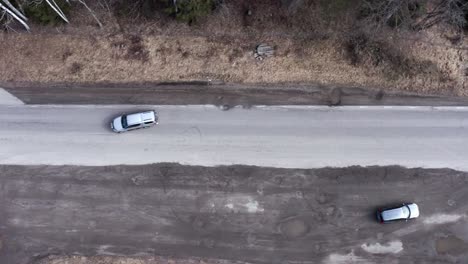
<box><xmin>0</xmin><ymin>0</ymin><xmax>466</xmax><ymax>96</ymax></box>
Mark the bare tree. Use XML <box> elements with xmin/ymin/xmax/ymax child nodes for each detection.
<box><xmin>0</xmin><ymin>0</ymin><xmax>29</xmax><ymax>30</ymax></box>
<box><xmin>75</xmin><ymin>0</ymin><xmax>103</xmax><ymax>28</ymax></box>
<box><xmin>360</xmin><ymin>0</ymin><xmax>425</xmax><ymax>30</ymax></box>
<box><xmin>45</xmin><ymin>0</ymin><xmax>69</xmax><ymax>23</ymax></box>
<box><xmin>0</xmin><ymin>7</ymin><xmax>19</xmax><ymax>31</ymax></box>
<box><xmin>0</xmin><ymin>0</ymin><xmax>69</xmax><ymax>30</ymax></box>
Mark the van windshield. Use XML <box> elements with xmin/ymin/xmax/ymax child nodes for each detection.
<box><xmin>121</xmin><ymin>115</ymin><xmax>128</xmax><ymax>128</ymax></box>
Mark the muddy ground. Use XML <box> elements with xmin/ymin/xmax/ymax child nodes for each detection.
<box><xmin>3</xmin><ymin>82</ymin><xmax>468</xmax><ymax>106</ymax></box>
<box><xmin>39</xmin><ymin>255</ymin><xmax>247</xmax><ymax>264</ymax></box>
<box><xmin>1</xmin><ymin>164</ymin><xmax>468</xmax><ymax>264</ymax></box>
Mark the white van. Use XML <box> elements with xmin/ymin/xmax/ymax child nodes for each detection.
<box><xmin>376</xmin><ymin>203</ymin><xmax>419</xmax><ymax>223</ymax></box>
<box><xmin>111</xmin><ymin>110</ymin><xmax>158</xmax><ymax>133</ymax></box>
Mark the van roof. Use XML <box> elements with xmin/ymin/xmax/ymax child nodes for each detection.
<box><xmin>382</xmin><ymin>207</ymin><xmax>408</xmax><ymax>221</ymax></box>
<box><xmin>381</xmin><ymin>203</ymin><xmax>419</xmax><ymax>221</ymax></box>
<box><xmin>126</xmin><ymin>111</ymin><xmax>156</xmax><ymax>125</ymax></box>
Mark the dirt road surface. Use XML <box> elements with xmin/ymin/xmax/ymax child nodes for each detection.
<box><xmin>1</xmin><ymin>164</ymin><xmax>468</xmax><ymax>264</ymax></box>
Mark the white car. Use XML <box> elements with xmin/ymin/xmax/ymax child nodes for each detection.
<box><xmin>376</xmin><ymin>203</ymin><xmax>420</xmax><ymax>223</ymax></box>
<box><xmin>111</xmin><ymin>110</ymin><xmax>158</xmax><ymax>133</ymax></box>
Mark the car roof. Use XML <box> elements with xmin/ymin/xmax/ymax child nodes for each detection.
<box><xmin>381</xmin><ymin>206</ymin><xmax>409</xmax><ymax>221</ymax></box>
<box><xmin>126</xmin><ymin>111</ymin><xmax>155</xmax><ymax>125</ymax></box>
<box><xmin>381</xmin><ymin>203</ymin><xmax>419</xmax><ymax>221</ymax></box>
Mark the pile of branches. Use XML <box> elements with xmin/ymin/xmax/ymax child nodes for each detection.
<box><xmin>360</xmin><ymin>0</ymin><xmax>468</xmax><ymax>31</ymax></box>
<box><xmin>415</xmin><ymin>0</ymin><xmax>468</xmax><ymax>30</ymax></box>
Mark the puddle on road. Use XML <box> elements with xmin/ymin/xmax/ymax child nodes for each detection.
<box><xmin>436</xmin><ymin>236</ymin><xmax>468</xmax><ymax>255</ymax></box>
<box><xmin>279</xmin><ymin>218</ymin><xmax>309</xmax><ymax>238</ymax></box>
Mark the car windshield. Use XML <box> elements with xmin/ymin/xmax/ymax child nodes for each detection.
<box><xmin>121</xmin><ymin>115</ymin><xmax>128</xmax><ymax>128</ymax></box>
<box><xmin>402</xmin><ymin>205</ymin><xmax>410</xmax><ymax>218</ymax></box>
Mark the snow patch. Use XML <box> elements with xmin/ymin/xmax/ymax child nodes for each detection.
<box><xmin>245</xmin><ymin>200</ymin><xmax>263</xmax><ymax>213</ymax></box>
<box><xmin>361</xmin><ymin>241</ymin><xmax>403</xmax><ymax>254</ymax></box>
<box><xmin>423</xmin><ymin>214</ymin><xmax>465</xmax><ymax>225</ymax></box>
<box><xmin>323</xmin><ymin>251</ymin><xmax>372</xmax><ymax>264</ymax></box>
<box><xmin>222</xmin><ymin>196</ymin><xmax>264</xmax><ymax>213</ymax></box>
<box><xmin>96</xmin><ymin>245</ymin><xmax>118</xmax><ymax>256</ymax></box>
<box><xmin>0</xmin><ymin>88</ymin><xmax>24</xmax><ymax>105</ymax></box>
